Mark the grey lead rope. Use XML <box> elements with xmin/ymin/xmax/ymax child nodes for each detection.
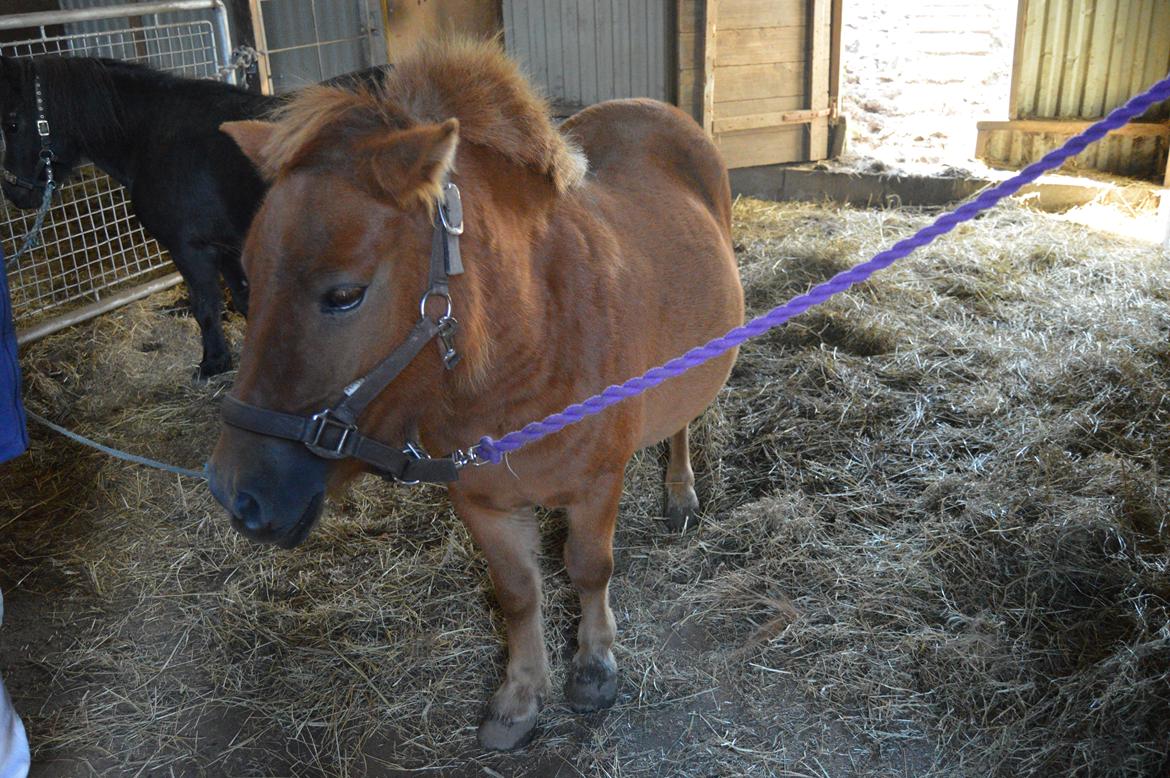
<box><xmin>25</xmin><ymin>411</ymin><xmax>207</xmax><ymax>480</ymax></box>
<box><xmin>7</xmin><ymin>182</ymin><xmax>55</xmax><ymax>264</ymax></box>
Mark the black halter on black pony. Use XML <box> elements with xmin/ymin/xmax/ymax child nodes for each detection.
<box><xmin>1</xmin><ymin>70</ymin><xmax>57</xmax><ymax>263</ymax></box>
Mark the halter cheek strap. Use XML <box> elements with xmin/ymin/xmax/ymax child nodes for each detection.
<box><xmin>3</xmin><ymin>72</ymin><xmax>59</xmax><ymax>265</ymax></box>
<box><xmin>1</xmin><ymin>72</ymin><xmax>56</xmax><ymax>193</ymax></box>
<box><xmin>220</xmin><ymin>181</ymin><xmax>473</xmax><ymax>484</ymax></box>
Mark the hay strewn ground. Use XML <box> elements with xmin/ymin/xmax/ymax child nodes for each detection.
<box><xmin>2</xmin><ymin>199</ymin><xmax>1168</xmax><ymax>777</ymax></box>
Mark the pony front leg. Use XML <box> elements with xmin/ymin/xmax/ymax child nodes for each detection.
<box><xmin>455</xmin><ymin>500</ymin><xmax>548</xmax><ymax>751</ymax></box>
<box><xmin>171</xmin><ymin>244</ymin><xmax>232</xmax><ymax>379</ymax></box>
<box><xmin>564</xmin><ymin>473</ymin><xmax>622</xmax><ymax>711</ymax></box>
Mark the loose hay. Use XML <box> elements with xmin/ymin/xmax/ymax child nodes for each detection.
<box><xmin>1</xmin><ymin>198</ymin><xmax>1168</xmax><ymax>776</ymax></box>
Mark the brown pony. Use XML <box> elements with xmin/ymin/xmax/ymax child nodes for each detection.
<box><xmin>206</xmin><ymin>40</ymin><xmax>744</xmax><ymax>750</ymax></box>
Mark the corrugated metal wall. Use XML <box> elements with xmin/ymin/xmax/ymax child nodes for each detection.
<box><xmin>502</xmin><ymin>0</ymin><xmax>672</xmax><ymax>112</ymax></box>
<box><xmin>1012</xmin><ymin>0</ymin><xmax>1170</xmax><ymax>121</ymax></box>
<box><xmin>979</xmin><ymin>0</ymin><xmax>1170</xmax><ymax>180</ymax></box>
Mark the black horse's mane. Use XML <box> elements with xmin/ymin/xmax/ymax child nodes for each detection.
<box><xmin>27</xmin><ymin>56</ymin><xmax>274</xmax><ymax>150</ymax></box>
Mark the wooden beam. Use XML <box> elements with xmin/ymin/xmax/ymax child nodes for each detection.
<box><xmin>976</xmin><ymin>119</ymin><xmax>1170</xmax><ymax>139</ymax></box>
<box><xmin>714</xmin><ymin>107</ymin><xmax>831</xmax><ymax>134</ymax></box>
<box><xmin>702</xmin><ymin>0</ymin><xmax>717</xmax><ymax>136</ymax></box>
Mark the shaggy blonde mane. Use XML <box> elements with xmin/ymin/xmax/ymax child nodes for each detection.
<box><xmin>260</xmin><ymin>38</ymin><xmax>586</xmax><ymax>193</ymax></box>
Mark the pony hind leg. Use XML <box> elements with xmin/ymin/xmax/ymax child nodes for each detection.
<box><xmin>455</xmin><ymin>502</ymin><xmax>548</xmax><ymax>751</ymax></box>
<box><xmin>564</xmin><ymin>474</ymin><xmax>622</xmax><ymax>712</ymax></box>
<box><xmin>663</xmin><ymin>426</ymin><xmax>701</xmax><ymax>532</ymax></box>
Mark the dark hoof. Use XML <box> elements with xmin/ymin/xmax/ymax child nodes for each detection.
<box><xmin>663</xmin><ymin>487</ymin><xmax>700</xmax><ymax>533</ymax></box>
<box><xmin>566</xmin><ymin>652</ymin><xmax>618</xmax><ymax>713</ymax></box>
<box><xmin>195</xmin><ymin>354</ymin><xmax>232</xmax><ymax>380</ymax></box>
<box><xmin>477</xmin><ymin>709</ymin><xmax>538</xmax><ymax>751</ymax></box>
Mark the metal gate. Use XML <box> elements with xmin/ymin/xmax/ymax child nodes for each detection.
<box><xmin>0</xmin><ymin>0</ymin><xmax>236</xmax><ymax>343</ymax></box>
<box><xmin>250</xmin><ymin>0</ymin><xmax>386</xmax><ymax>94</ymax></box>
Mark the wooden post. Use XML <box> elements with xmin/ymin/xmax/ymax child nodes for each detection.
<box><xmin>701</xmin><ymin>0</ymin><xmax>717</xmax><ymax>137</ymax></box>
<box><xmin>808</xmin><ymin>0</ymin><xmax>831</xmax><ymax>159</ymax></box>
<box><xmin>247</xmin><ymin>0</ymin><xmax>273</xmax><ymax>94</ymax></box>
<box><xmin>829</xmin><ymin>0</ymin><xmax>842</xmax><ymax>117</ymax></box>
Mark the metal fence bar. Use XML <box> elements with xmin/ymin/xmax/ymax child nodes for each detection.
<box><xmin>0</xmin><ymin>1</ymin><xmax>226</xmax><ymax>31</ymax></box>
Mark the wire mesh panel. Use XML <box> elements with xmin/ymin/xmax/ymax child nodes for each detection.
<box><xmin>1</xmin><ymin>9</ymin><xmax>230</xmax><ymax>335</ymax></box>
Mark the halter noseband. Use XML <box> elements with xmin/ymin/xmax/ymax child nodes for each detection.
<box><xmin>220</xmin><ymin>181</ymin><xmax>479</xmax><ymax>485</ymax></box>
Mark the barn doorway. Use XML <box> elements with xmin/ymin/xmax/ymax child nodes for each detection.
<box><xmin>840</xmin><ymin>0</ymin><xmax>1017</xmax><ymax>175</ymax></box>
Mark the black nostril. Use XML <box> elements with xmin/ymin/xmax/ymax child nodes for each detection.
<box><xmin>233</xmin><ymin>492</ymin><xmax>265</xmax><ymax>532</ymax></box>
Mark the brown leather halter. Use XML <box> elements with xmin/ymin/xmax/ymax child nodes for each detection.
<box><xmin>220</xmin><ymin>181</ymin><xmax>475</xmax><ymax>484</ymax></box>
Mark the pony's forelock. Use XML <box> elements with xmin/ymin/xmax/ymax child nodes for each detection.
<box><xmin>261</xmin><ymin>38</ymin><xmax>587</xmax><ymax>195</ymax></box>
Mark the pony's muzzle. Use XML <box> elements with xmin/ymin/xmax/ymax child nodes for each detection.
<box><xmin>207</xmin><ymin>431</ymin><xmax>332</xmax><ymax>549</ymax></box>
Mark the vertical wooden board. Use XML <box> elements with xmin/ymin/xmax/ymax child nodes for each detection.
<box><xmin>1142</xmin><ymin>0</ymin><xmax>1170</xmax><ymax>120</ymax></box>
<box><xmin>676</xmin><ymin>0</ymin><xmax>700</xmax><ymax>118</ymax></box>
<box><xmin>1036</xmin><ymin>0</ymin><xmax>1070</xmax><ymax>117</ymax></box>
<box><xmin>579</xmin><ymin>1</ymin><xmax>598</xmax><ymax>105</ymax></box>
<box><xmin>829</xmin><ymin>0</ymin><xmax>842</xmax><ymax>109</ymax></box>
<box><xmin>1057</xmin><ymin>0</ymin><xmax>1093</xmax><ymax>117</ymax></box>
<box><xmin>808</xmin><ymin>0</ymin><xmax>831</xmax><ymax>159</ymax></box>
<box><xmin>702</xmin><ymin>0</ymin><xmax>716</xmax><ymax>135</ymax></box>
<box><xmin>1081</xmin><ymin>0</ymin><xmax>1116</xmax><ymax>117</ymax></box>
<box><xmin>1126</xmin><ymin>0</ymin><xmax>1156</xmax><ymax>101</ymax></box>
<box><xmin>1013</xmin><ymin>0</ymin><xmax>1046</xmax><ymax>117</ymax></box>
<box><xmin>1008</xmin><ymin>0</ymin><xmax>1029</xmax><ymax>116</ymax></box>
<box><xmin>1102</xmin><ymin>0</ymin><xmax>1136</xmax><ymax>111</ymax></box>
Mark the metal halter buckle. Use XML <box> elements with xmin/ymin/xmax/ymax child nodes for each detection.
<box><xmin>36</xmin><ymin>119</ymin><xmax>49</xmax><ymax>138</ymax></box>
<box><xmin>394</xmin><ymin>440</ymin><xmax>428</xmax><ymax>485</ymax></box>
<box><xmin>306</xmin><ymin>410</ymin><xmax>357</xmax><ymax>459</ymax></box>
<box><xmin>438</xmin><ymin>182</ymin><xmax>464</xmax><ymax>235</ymax></box>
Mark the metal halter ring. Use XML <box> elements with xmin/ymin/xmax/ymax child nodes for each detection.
<box><xmin>305</xmin><ymin>410</ymin><xmax>357</xmax><ymax>459</ymax></box>
<box><xmin>419</xmin><ymin>289</ymin><xmax>452</xmax><ymax>321</ymax></box>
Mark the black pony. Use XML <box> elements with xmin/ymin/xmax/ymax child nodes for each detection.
<box><xmin>0</xmin><ymin>57</ymin><xmax>382</xmax><ymax>377</ymax></box>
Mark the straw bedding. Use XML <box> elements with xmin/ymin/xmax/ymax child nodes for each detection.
<box><xmin>1</xmin><ymin>198</ymin><xmax>1167</xmax><ymax>777</ymax></box>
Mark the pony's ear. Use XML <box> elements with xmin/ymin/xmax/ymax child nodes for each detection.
<box><xmin>361</xmin><ymin>118</ymin><xmax>459</xmax><ymax>209</ymax></box>
<box><xmin>220</xmin><ymin>120</ymin><xmax>276</xmax><ymax>179</ymax></box>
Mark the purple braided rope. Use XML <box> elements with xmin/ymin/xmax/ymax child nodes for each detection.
<box><xmin>470</xmin><ymin>73</ymin><xmax>1170</xmax><ymax>465</ymax></box>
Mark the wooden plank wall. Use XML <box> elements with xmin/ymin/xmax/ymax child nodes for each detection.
<box><xmin>981</xmin><ymin>0</ymin><xmax>1170</xmax><ymax>181</ymax></box>
<box><xmin>678</xmin><ymin>0</ymin><xmax>831</xmax><ymax>169</ymax></box>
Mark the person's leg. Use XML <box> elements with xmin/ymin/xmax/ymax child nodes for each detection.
<box><xmin>0</xmin><ymin>592</ymin><xmax>30</xmax><ymax>778</ymax></box>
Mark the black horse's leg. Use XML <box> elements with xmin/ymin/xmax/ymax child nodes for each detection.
<box><xmin>171</xmin><ymin>244</ymin><xmax>232</xmax><ymax>379</ymax></box>
<box><xmin>220</xmin><ymin>251</ymin><xmax>250</xmax><ymax>318</ymax></box>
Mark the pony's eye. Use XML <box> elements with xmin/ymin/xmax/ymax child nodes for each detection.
<box><xmin>322</xmin><ymin>285</ymin><xmax>366</xmax><ymax>312</ymax></box>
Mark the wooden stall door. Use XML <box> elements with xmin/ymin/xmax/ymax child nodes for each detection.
<box><xmin>679</xmin><ymin>0</ymin><xmax>837</xmax><ymax>169</ymax></box>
